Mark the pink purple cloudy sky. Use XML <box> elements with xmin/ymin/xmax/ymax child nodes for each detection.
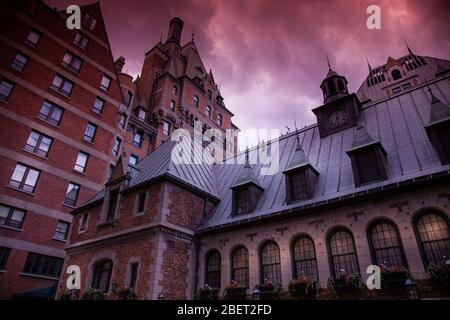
<box><xmin>47</xmin><ymin>0</ymin><xmax>450</xmax><ymax>132</ymax></box>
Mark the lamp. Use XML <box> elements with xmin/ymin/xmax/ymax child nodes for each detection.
<box><xmin>252</xmin><ymin>287</ymin><xmax>261</xmax><ymax>300</ymax></box>
<box><xmin>404</xmin><ymin>279</ymin><xmax>419</xmax><ymax>300</ymax></box>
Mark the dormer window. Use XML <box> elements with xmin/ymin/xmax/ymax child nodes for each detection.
<box><xmin>106</xmin><ymin>188</ymin><xmax>119</xmax><ymax>222</ymax></box>
<box><xmin>288</xmin><ymin>170</ymin><xmax>308</xmax><ymax>201</ymax></box>
<box><xmin>391</xmin><ymin>69</ymin><xmax>402</xmax><ymax>81</ymax></box>
<box><xmin>82</xmin><ymin>14</ymin><xmax>97</xmax><ymax>30</ymax></box>
<box><xmin>231</xmin><ymin>152</ymin><xmax>264</xmax><ymax>216</ymax></box>
<box><xmin>234</xmin><ymin>187</ymin><xmax>250</xmax><ymax>214</ymax></box>
<box><xmin>284</xmin><ymin>141</ymin><xmax>319</xmax><ymax>203</ymax></box>
<box><xmin>347</xmin><ymin>126</ymin><xmax>387</xmax><ymax>187</ymax></box>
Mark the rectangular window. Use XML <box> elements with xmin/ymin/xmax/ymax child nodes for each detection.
<box><xmin>170</xmin><ymin>100</ymin><xmax>176</xmax><ymax>111</ymax></box>
<box><xmin>289</xmin><ymin>170</ymin><xmax>308</xmax><ymax>201</ymax></box>
<box><xmin>124</xmin><ymin>91</ymin><xmax>133</xmax><ymax>106</ymax></box>
<box><xmin>106</xmin><ymin>189</ymin><xmax>119</xmax><ymax>221</ymax></box>
<box><xmin>0</xmin><ymin>79</ymin><xmax>15</xmax><ymax>101</ymax></box>
<box><xmin>163</xmin><ymin>121</ymin><xmax>171</xmax><ymax>136</ymax></box>
<box><xmin>25</xmin><ymin>29</ymin><xmax>41</xmax><ymax>47</ymax></box>
<box><xmin>402</xmin><ymin>82</ymin><xmax>412</xmax><ymax>90</ymax></box>
<box><xmin>73</xmin><ymin>33</ymin><xmax>89</xmax><ymax>49</ymax></box>
<box><xmin>112</xmin><ymin>137</ymin><xmax>121</xmax><ymax>156</ymax></box>
<box><xmin>74</xmin><ymin>151</ymin><xmax>89</xmax><ymax>173</ymax></box>
<box><xmin>129</xmin><ymin>155</ymin><xmax>138</xmax><ymax>166</ymax></box>
<box><xmin>119</xmin><ymin>114</ymin><xmax>127</xmax><ymax>129</ymax></box>
<box><xmin>100</xmin><ymin>75</ymin><xmax>111</xmax><ymax>91</ymax></box>
<box><xmin>138</xmin><ymin>109</ymin><xmax>146</xmax><ymax>121</ymax></box>
<box><xmin>9</xmin><ymin>163</ymin><xmax>40</xmax><ymax>193</ymax></box>
<box><xmin>133</xmin><ymin>132</ymin><xmax>142</xmax><ymax>147</ymax></box>
<box><xmin>37</xmin><ymin>100</ymin><xmax>64</xmax><ymax>126</ymax></box>
<box><xmin>235</xmin><ymin>188</ymin><xmax>249</xmax><ymax>214</ymax></box>
<box><xmin>50</xmin><ymin>74</ymin><xmax>73</xmax><ymax>97</ymax></box>
<box><xmin>136</xmin><ymin>192</ymin><xmax>146</xmax><ymax>213</ymax></box>
<box><xmin>0</xmin><ymin>204</ymin><xmax>25</xmax><ymax>229</ymax></box>
<box><xmin>23</xmin><ymin>252</ymin><xmax>64</xmax><ymax>278</ymax></box>
<box><xmin>391</xmin><ymin>86</ymin><xmax>401</xmax><ymax>94</ymax></box>
<box><xmin>82</xmin><ymin>14</ymin><xmax>97</xmax><ymax>30</ymax></box>
<box><xmin>92</xmin><ymin>97</ymin><xmax>105</xmax><ymax>114</ymax></box>
<box><xmin>79</xmin><ymin>212</ymin><xmax>88</xmax><ymax>232</ymax></box>
<box><xmin>0</xmin><ymin>247</ymin><xmax>11</xmax><ymax>270</ymax></box>
<box><xmin>10</xmin><ymin>52</ymin><xmax>29</xmax><ymax>72</ymax></box>
<box><xmin>64</xmin><ymin>182</ymin><xmax>80</xmax><ymax>206</ymax></box>
<box><xmin>24</xmin><ymin>130</ymin><xmax>53</xmax><ymax>157</ymax></box>
<box><xmin>355</xmin><ymin>149</ymin><xmax>382</xmax><ymax>184</ymax></box>
<box><xmin>84</xmin><ymin>122</ymin><xmax>97</xmax><ymax>142</ymax></box>
<box><xmin>54</xmin><ymin>221</ymin><xmax>70</xmax><ymax>241</ymax></box>
<box><xmin>62</xmin><ymin>51</ymin><xmax>83</xmax><ymax>73</ymax></box>
<box><xmin>129</xmin><ymin>263</ymin><xmax>139</xmax><ymax>289</ymax></box>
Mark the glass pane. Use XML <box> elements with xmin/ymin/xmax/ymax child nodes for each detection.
<box><xmin>11</xmin><ymin>164</ymin><xmax>27</xmax><ymax>183</ymax></box>
<box><xmin>51</xmin><ymin>107</ymin><xmax>63</xmax><ymax>123</ymax></box>
<box><xmin>39</xmin><ymin>136</ymin><xmax>52</xmax><ymax>153</ymax></box>
<box><xmin>0</xmin><ymin>205</ymin><xmax>9</xmax><ymax>219</ymax></box>
<box><xmin>62</xmin><ymin>52</ymin><xmax>72</xmax><ymax>64</ymax></box>
<box><xmin>26</xmin><ymin>131</ymin><xmax>40</xmax><ymax>148</ymax></box>
<box><xmin>52</xmin><ymin>75</ymin><xmax>63</xmax><ymax>88</ymax></box>
<box><xmin>62</xmin><ymin>81</ymin><xmax>73</xmax><ymax>94</ymax></box>
<box><xmin>24</xmin><ymin>169</ymin><xmax>39</xmax><ymax>187</ymax></box>
<box><xmin>0</xmin><ymin>81</ymin><xmax>13</xmax><ymax>98</ymax></box>
<box><xmin>40</xmin><ymin>101</ymin><xmax>52</xmax><ymax>116</ymax></box>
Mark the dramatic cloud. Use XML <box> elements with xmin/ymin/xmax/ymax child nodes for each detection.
<box><xmin>47</xmin><ymin>0</ymin><xmax>450</xmax><ymax>132</ymax></box>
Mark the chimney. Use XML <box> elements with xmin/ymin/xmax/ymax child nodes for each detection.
<box><xmin>114</xmin><ymin>56</ymin><xmax>125</xmax><ymax>73</ymax></box>
<box><xmin>166</xmin><ymin>17</ymin><xmax>183</xmax><ymax>45</ymax></box>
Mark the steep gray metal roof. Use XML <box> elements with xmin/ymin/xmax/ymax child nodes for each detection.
<box><xmin>200</xmin><ymin>76</ymin><xmax>450</xmax><ymax>230</ymax></box>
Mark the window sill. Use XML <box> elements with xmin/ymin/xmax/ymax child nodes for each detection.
<box><xmin>35</xmin><ymin>116</ymin><xmax>60</xmax><ymax>128</ymax></box>
<box><xmin>5</xmin><ymin>185</ymin><xmax>35</xmax><ymax>196</ymax></box>
<box><xmin>0</xmin><ymin>224</ymin><xmax>23</xmax><ymax>232</ymax></box>
<box><xmin>63</xmin><ymin>203</ymin><xmax>77</xmax><ymax>210</ymax></box>
<box><xmin>60</xmin><ymin>62</ymin><xmax>81</xmax><ymax>75</ymax></box>
<box><xmin>97</xmin><ymin>220</ymin><xmax>118</xmax><ymax>228</ymax></box>
<box><xmin>9</xmin><ymin>65</ymin><xmax>25</xmax><ymax>74</ymax></box>
<box><xmin>91</xmin><ymin>110</ymin><xmax>103</xmax><ymax>117</ymax></box>
<box><xmin>78</xmin><ymin>228</ymin><xmax>87</xmax><ymax>234</ymax></box>
<box><xmin>0</xmin><ymin>98</ymin><xmax>9</xmax><ymax>104</ymax></box>
<box><xmin>82</xmin><ymin>138</ymin><xmax>94</xmax><ymax>145</ymax></box>
<box><xmin>133</xmin><ymin>211</ymin><xmax>145</xmax><ymax>217</ymax></box>
<box><xmin>73</xmin><ymin>169</ymin><xmax>86</xmax><ymax>176</ymax></box>
<box><xmin>20</xmin><ymin>273</ymin><xmax>59</xmax><ymax>281</ymax></box>
<box><xmin>52</xmin><ymin>237</ymin><xmax>67</xmax><ymax>243</ymax></box>
<box><xmin>21</xmin><ymin>148</ymin><xmax>49</xmax><ymax>160</ymax></box>
<box><xmin>0</xmin><ymin>270</ymin><xmax>5</xmax><ymax>274</ymax></box>
<box><xmin>49</xmin><ymin>86</ymin><xmax>71</xmax><ymax>99</ymax></box>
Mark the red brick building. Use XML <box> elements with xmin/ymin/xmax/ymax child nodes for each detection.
<box><xmin>0</xmin><ymin>0</ymin><xmax>128</xmax><ymax>299</ymax></box>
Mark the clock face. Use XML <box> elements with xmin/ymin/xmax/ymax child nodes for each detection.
<box><xmin>327</xmin><ymin>110</ymin><xmax>348</xmax><ymax>129</ymax></box>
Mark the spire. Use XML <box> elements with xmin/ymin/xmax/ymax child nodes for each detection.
<box><xmin>244</xmin><ymin>147</ymin><xmax>250</xmax><ymax>168</ymax></box>
<box><xmin>366</xmin><ymin>57</ymin><xmax>372</xmax><ymax>73</ymax></box>
<box><xmin>326</xmin><ymin>55</ymin><xmax>332</xmax><ymax>71</ymax></box>
<box><xmin>404</xmin><ymin>40</ymin><xmax>414</xmax><ymax>55</ymax></box>
<box><xmin>294</xmin><ymin>120</ymin><xmax>302</xmax><ymax>151</ymax></box>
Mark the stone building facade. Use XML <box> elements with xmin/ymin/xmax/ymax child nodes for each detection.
<box><xmin>57</xmin><ymin>45</ymin><xmax>450</xmax><ymax>300</ymax></box>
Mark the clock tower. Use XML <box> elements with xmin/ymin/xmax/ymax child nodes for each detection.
<box><xmin>312</xmin><ymin>62</ymin><xmax>361</xmax><ymax>138</ymax></box>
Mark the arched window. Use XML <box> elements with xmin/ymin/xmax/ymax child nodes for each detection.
<box><xmin>368</xmin><ymin>220</ymin><xmax>407</xmax><ymax>270</ymax></box>
<box><xmin>205</xmin><ymin>250</ymin><xmax>221</xmax><ymax>288</ymax></box>
<box><xmin>391</xmin><ymin>69</ymin><xmax>402</xmax><ymax>81</ymax></box>
<box><xmin>337</xmin><ymin>79</ymin><xmax>345</xmax><ymax>92</ymax></box>
<box><xmin>205</xmin><ymin>105</ymin><xmax>211</xmax><ymax>118</ymax></box>
<box><xmin>292</xmin><ymin>236</ymin><xmax>318</xmax><ymax>280</ymax></box>
<box><xmin>231</xmin><ymin>246</ymin><xmax>249</xmax><ymax>287</ymax></box>
<box><xmin>217</xmin><ymin>114</ymin><xmax>223</xmax><ymax>126</ymax></box>
<box><xmin>328</xmin><ymin>80</ymin><xmax>336</xmax><ymax>94</ymax></box>
<box><xmin>328</xmin><ymin>229</ymin><xmax>360</xmax><ymax>278</ymax></box>
<box><xmin>414</xmin><ymin>211</ymin><xmax>450</xmax><ymax>267</ymax></box>
<box><xmin>193</xmin><ymin>95</ymin><xmax>199</xmax><ymax>108</ymax></box>
<box><xmin>260</xmin><ymin>241</ymin><xmax>282</xmax><ymax>284</ymax></box>
<box><xmin>91</xmin><ymin>259</ymin><xmax>113</xmax><ymax>293</ymax></box>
